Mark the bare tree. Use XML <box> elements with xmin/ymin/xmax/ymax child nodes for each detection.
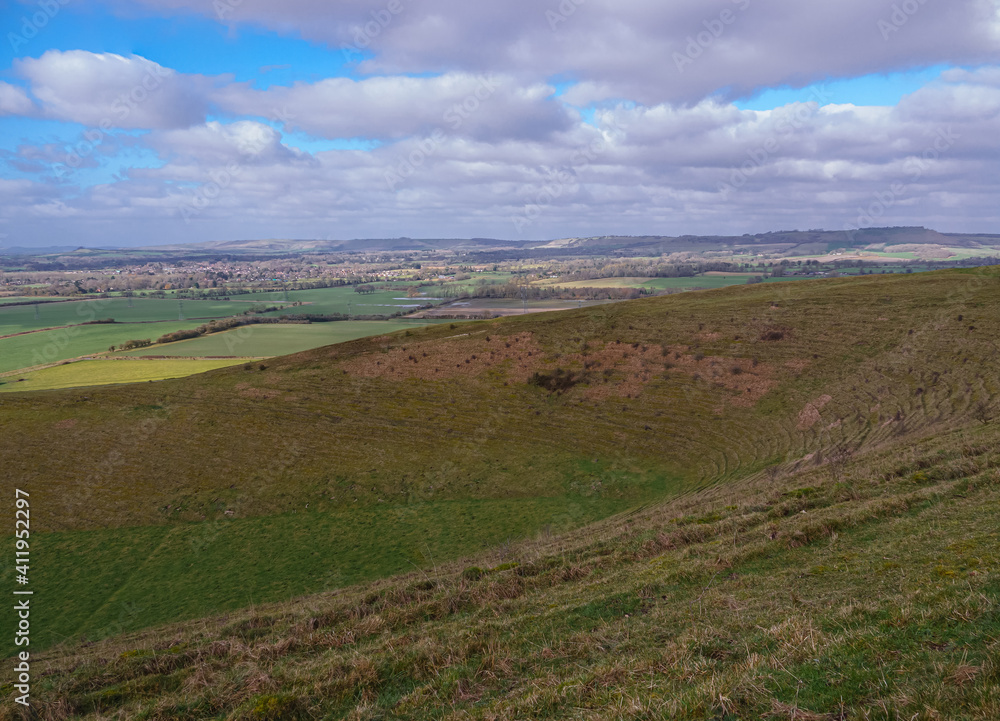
<box><xmin>828</xmin><ymin>442</ymin><xmax>854</xmax><ymax>482</ymax></box>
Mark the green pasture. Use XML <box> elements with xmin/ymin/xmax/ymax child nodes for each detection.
<box><xmin>0</xmin><ymin>297</ymin><xmax>271</xmax><ymax>336</ymax></box>
<box><xmin>249</xmin><ymin>286</ymin><xmax>440</xmax><ymax>318</ymax></box>
<box><xmin>0</xmin><ymin>321</ymin><xmax>196</xmax><ymax>374</ymax></box>
<box><xmin>121</xmin><ymin>320</ymin><xmax>448</xmax><ymax>358</ymax></box>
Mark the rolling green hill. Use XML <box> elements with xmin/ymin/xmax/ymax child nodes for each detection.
<box><xmin>14</xmin><ymin>421</ymin><xmax>999</xmax><ymax>720</ymax></box>
<box><xmin>1</xmin><ymin>267</ymin><xmax>999</xmax><ymax>718</ymax></box>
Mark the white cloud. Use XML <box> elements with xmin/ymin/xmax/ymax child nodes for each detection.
<box><xmin>215</xmin><ymin>73</ymin><xmax>572</xmax><ymax>141</ymax></box>
<box><xmin>149</xmin><ymin>121</ymin><xmax>311</xmax><ymax>165</ymax></box>
<box><xmin>109</xmin><ymin>0</ymin><xmax>1000</xmax><ymax>104</ymax></box>
<box><xmin>14</xmin><ymin>50</ymin><xmax>215</xmax><ymax>129</ymax></box>
<box><xmin>0</xmin><ymin>82</ymin><xmax>34</xmax><ymax>116</ymax></box>
<box><xmin>6</xmin><ymin>67</ymin><xmax>1000</xmax><ymax>246</ymax></box>
<box><xmin>4</xmin><ymin>2</ymin><xmax>1000</xmax><ymax>246</ymax></box>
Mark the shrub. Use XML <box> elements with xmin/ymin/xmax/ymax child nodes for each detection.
<box><xmin>461</xmin><ymin>566</ymin><xmax>485</xmax><ymax>581</ymax></box>
<box><xmin>528</xmin><ymin>368</ymin><xmax>589</xmax><ymax>393</ymax></box>
<box><xmin>246</xmin><ymin>694</ymin><xmax>303</xmax><ymax>721</ymax></box>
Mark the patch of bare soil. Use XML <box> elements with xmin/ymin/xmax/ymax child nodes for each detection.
<box><xmin>340</xmin><ymin>333</ymin><xmax>542</xmax><ymax>382</ymax></box>
<box><xmin>797</xmin><ymin>394</ymin><xmax>833</xmax><ymax>430</ymax></box>
<box><xmin>341</xmin><ymin>333</ymin><xmax>788</xmax><ymax>407</ymax></box>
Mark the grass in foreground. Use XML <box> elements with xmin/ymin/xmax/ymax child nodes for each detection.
<box><xmin>0</xmin><ymin>358</ymin><xmax>246</xmax><ymax>392</ymax></box>
<box><xmin>7</xmin><ymin>422</ymin><xmax>999</xmax><ymax>720</ymax></box>
<box><xmin>24</xmin><ymin>494</ymin><xmax>643</xmax><ymax>656</ymax></box>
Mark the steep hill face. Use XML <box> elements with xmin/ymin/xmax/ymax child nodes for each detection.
<box><xmin>0</xmin><ymin>267</ymin><xmax>997</xmax><ymax>657</ymax></box>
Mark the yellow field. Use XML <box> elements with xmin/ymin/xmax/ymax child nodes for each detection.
<box><xmin>0</xmin><ymin>357</ymin><xmax>247</xmax><ymax>392</ymax></box>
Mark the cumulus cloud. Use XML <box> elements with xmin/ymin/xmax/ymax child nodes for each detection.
<box><xmin>109</xmin><ymin>0</ymin><xmax>1000</xmax><ymax>104</ymax></box>
<box><xmin>14</xmin><ymin>50</ymin><xmax>215</xmax><ymax>129</ymax></box>
<box><xmin>6</xmin><ymin>67</ymin><xmax>1000</xmax><ymax>246</ymax></box>
<box><xmin>215</xmin><ymin>73</ymin><xmax>572</xmax><ymax>141</ymax></box>
<box><xmin>4</xmin><ymin>2</ymin><xmax>1000</xmax><ymax>245</ymax></box>
<box><xmin>10</xmin><ymin>51</ymin><xmax>572</xmax><ymax>142</ymax></box>
<box><xmin>149</xmin><ymin>120</ymin><xmax>311</xmax><ymax>165</ymax></box>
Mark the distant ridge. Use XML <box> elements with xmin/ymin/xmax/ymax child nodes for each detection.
<box><xmin>4</xmin><ymin>227</ymin><xmax>999</xmax><ymax>257</ymax></box>
<box><xmin>0</xmin><ymin>245</ymin><xmax>86</xmax><ymax>255</ymax></box>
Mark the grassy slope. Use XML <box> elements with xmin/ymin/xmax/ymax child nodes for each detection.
<box><xmin>11</xmin><ymin>421</ymin><xmax>1000</xmax><ymax>720</ymax></box>
<box><xmin>0</xmin><ymin>359</ymin><xmax>246</xmax><ymax>393</ymax></box>
<box><xmin>0</xmin><ymin>268</ymin><xmax>998</xmax><ymax>673</ymax></box>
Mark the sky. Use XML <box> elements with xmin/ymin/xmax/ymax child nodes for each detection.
<box><xmin>1</xmin><ymin>0</ymin><xmax>999</xmax><ymax>248</ymax></box>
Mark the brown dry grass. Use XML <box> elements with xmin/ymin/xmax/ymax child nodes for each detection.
<box><xmin>797</xmin><ymin>394</ymin><xmax>833</xmax><ymax>430</ymax></box>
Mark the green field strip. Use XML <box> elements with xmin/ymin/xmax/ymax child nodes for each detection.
<box><xmin>0</xmin><ymin>321</ymin><xmax>201</xmax><ymax>374</ymax></box>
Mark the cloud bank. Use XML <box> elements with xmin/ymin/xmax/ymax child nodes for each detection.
<box><xmin>1</xmin><ymin>0</ymin><xmax>999</xmax><ymax>245</ymax></box>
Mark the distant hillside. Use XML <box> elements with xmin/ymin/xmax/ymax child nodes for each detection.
<box><xmin>545</xmin><ymin>226</ymin><xmax>1000</xmax><ymax>255</ymax></box>
<box><xmin>4</xmin><ymin>266</ymin><xmax>999</xmax><ymax>719</ymax></box>
<box><xmin>140</xmin><ymin>237</ymin><xmax>537</xmax><ymax>254</ymax></box>
<box><xmin>0</xmin><ymin>245</ymin><xmax>85</xmax><ymax>256</ymax></box>
<box><xmin>8</xmin><ymin>226</ymin><xmax>999</xmax><ymax>261</ymax></box>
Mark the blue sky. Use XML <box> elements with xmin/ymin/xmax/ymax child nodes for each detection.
<box><xmin>1</xmin><ymin>5</ymin><xmax>353</xmax><ymax>86</ymax></box>
<box><xmin>732</xmin><ymin>65</ymin><xmax>955</xmax><ymax>110</ymax></box>
<box><xmin>1</xmin><ymin>0</ymin><xmax>998</xmax><ymax>246</ymax></box>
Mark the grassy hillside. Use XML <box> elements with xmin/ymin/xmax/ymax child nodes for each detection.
<box><xmin>0</xmin><ymin>267</ymin><xmax>998</xmax><ymax>671</ymax></box>
<box><xmin>8</xmin><ymin>419</ymin><xmax>999</xmax><ymax>719</ymax></box>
